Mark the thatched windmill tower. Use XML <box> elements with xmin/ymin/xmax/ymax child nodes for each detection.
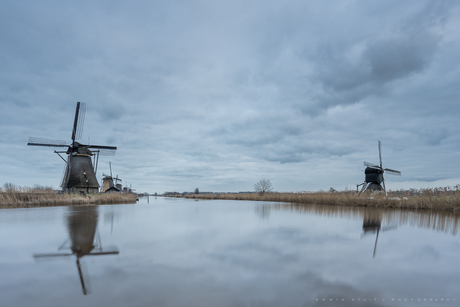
<box><xmin>28</xmin><ymin>102</ymin><xmax>117</xmax><ymax>193</ymax></box>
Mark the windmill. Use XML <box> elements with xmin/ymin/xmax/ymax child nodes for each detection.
<box><xmin>27</xmin><ymin>102</ymin><xmax>117</xmax><ymax>193</ymax></box>
<box><xmin>358</xmin><ymin>141</ymin><xmax>401</xmax><ymax>194</ymax></box>
<box><xmin>102</xmin><ymin>161</ymin><xmax>122</xmax><ymax>193</ymax></box>
<box><xmin>33</xmin><ymin>206</ymin><xmax>119</xmax><ymax>295</ymax></box>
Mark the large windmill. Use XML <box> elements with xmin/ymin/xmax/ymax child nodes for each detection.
<box><xmin>27</xmin><ymin>102</ymin><xmax>116</xmax><ymax>193</ymax></box>
<box><xmin>33</xmin><ymin>206</ymin><xmax>119</xmax><ymax>295</ymax></box>
<box><xmin>358</xmin><ymin>141</ymin><xmax>401</xmax><ymax>194</ymax></box>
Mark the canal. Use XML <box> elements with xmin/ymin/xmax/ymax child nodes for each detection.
<box><xmin>0</xmin><ymin>197</ymin><xmax>459</xmax><ymax>306</ymax></box>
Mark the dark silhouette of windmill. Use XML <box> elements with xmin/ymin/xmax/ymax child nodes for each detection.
<box><xmin>27</xmin><ymin>102</ymin><xmax>117</xmax><ymax>193</ymax></box>
<box><xmin>33</xmin><ymin>206</ymin><xmax>119</xmax><ymax>295</ymax></box>
<box><xmin>358</xmin><ymin>141</ymin><xmax>401</xmax><ymax>194</ymax></box>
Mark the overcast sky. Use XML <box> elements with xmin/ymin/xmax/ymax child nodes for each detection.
<box><xmin>1</xmin><ymin>0</ymin><xmax>459</xmax><ymax>194</ymax></box>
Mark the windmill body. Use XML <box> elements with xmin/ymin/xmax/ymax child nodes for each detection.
<box><xmin>363</xmin><ymin>167</ymin><xmax>384</xmax><ymax>192</ymax></box>
<box><xmin>61</xmin><ymin>145</ymin><xmax>100</xmax><ymax>193</ymax></box>
<box><xmin>28</xmin><ymin>102</ymin><xmax>116</xmax><ymax>193</ymax></box>
<box><xmin>101</xmin><ymin>162</ymin><xmax>122</xmax><ymax>193</ymax></box>
<box><xmin>359</xmin><ymin>141</ymin><xmax>401</xmax><ymax>194</ymax></box>
<box><xmin>102</xmin><ymin>176</ymin><xmax>114</xmax><ymax>192</ymax></box>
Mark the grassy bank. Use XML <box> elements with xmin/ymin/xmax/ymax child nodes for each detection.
<box><xmin>175</xmin><ymin>187</ymin><xmax>460</xmax><ymax>212</ymax></box>
<box><xmin>0</xmin><ymin>186</ymin><xmax>138</xmax><ymax>208</ymax></box>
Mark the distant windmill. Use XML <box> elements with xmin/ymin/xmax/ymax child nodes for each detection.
<box><xmin>33</xmin><ymin>206</ymin><xmax>119</xmax><ymax>295</ymax></box>
<box><xmin>102</xmin><ymin>162</ymin><xmax>122</xmax><ymax>193</ymax></box>
<box><xmin>358</xmin><ymin>141</ymin><xmax>401</xmax><ymax>194</ymax></box>
<box><xmin>27</xmin><ymin>102</ymin><xmax>117</xmax><ymax>193</ymax></box>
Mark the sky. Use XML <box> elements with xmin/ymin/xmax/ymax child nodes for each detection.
<box><xmin>1</xmin><ymin>0</ymin><xmax>459</xmax><ymax>194</ymax></box>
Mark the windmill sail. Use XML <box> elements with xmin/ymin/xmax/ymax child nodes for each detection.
<box><xmin>384</xmin><ymin>168</ymin><xmax>401</xmax><ymax>176</ymax></box>
<box><xmin>75</xmin><ymin>102</ymin><xmax>86</xmax><ymax>141</ymax></box>
<box><xmin>364</xmin><ymin>161</ymin><xmax>379</xmax><ymax>168</ymax></box>
<box><xmin>27</xmin><ymin>137</ymin><xmax>68</xmax><ymax>147</ymax></box>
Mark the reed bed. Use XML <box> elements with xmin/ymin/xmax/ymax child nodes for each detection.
<box><xmin>178</xmin><ymin>186</ymin><xmax>460</xmax><ymax>212</ymax></box>
<box><xmin>0</xmin><ymin>185</ymin><xmax>137</xmax><ymax>208</ymax></box>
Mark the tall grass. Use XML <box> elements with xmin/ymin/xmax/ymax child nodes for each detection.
<box><xmin>177</xmin><ymin>186</ymin><xmax>460</xmax><ymax>212</ymax></box>
<box><xmin>0</xmin><ymin>184</ymin><xmax>137</xmax><ymax>208</ymax></box>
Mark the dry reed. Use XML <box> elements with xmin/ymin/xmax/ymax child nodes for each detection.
<box><xmin>175</xmin><ymin>186</ymin><xmax>460</xmax><ymax>212</ymax></box>
<box><xmin>0</xmin><ymin>185</ymin><xmax>137</xmax><ymax>208</ymax></box>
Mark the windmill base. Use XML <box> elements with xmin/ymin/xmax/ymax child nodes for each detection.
<box><xmin>359</xmin><ymin>182</ymin><xmax>384</xmax><ymax>194</ymax></box>
<box><xmin>63</xmin><ymin>187</ymin><xmax>99</xmax><ymax>194</ymax></box>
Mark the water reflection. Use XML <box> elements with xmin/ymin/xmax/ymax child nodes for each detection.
<box><xmin>33</xmin><ymin>206</ymin><xmax>119</xmax><ymax>295</ymax></box>
<box><xmin>255</xmin><ymin>204</ymin><xmax>271</xmax><ymax>220</ymax></box>
<box><xmin>270</xmin><ymin>202</ymin><xmax>460</xmax><ymax>235</ymax></box>
<box><xmin>361</xmin><ymin>210</ymin><xmax>397</xmax><ymax>257</ymax></box>
<box><xmin>1</xmin><ymin>199</ymin><xmax>458</xmax><ymax>306</ymax></box>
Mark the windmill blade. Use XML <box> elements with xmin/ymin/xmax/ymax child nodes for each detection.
<box><xmin>33</xmin><ymin>253</ymin><xmax>74</xmax><ymax>258</ymax></box>
<box><xmin>86</xmin><ymin>251</ymin><xmax>119</xmax><ymax>256</ymax></box>
<box><xmin>75</xmin><ymin>102</ymin><xmax>86</xmax><ymax>141</ymax></box>
<box><xmin>109</xmin><ymin>161</ymin><xmax>112</xmax><ymax>178</ymax></box>
<box><xmin>97</xmin><ymin>149</ymin><xmax>117</xmax><ymax>156</ymax></box>
<box><xmin>364</xmin><ymin>161</ymin><xmax>379</xmax><ymax>168</ymax></box>
<box><xmin>384</xmin><ymin>168</ymin><xmax>401</xmax><ymax>176</ymax></box>
<box><xmin>378</xmin><ymin>140</ymin><xmax>382</xmax><ymax>168</ymax></box>
<box><xmin>373</xmin><ymin>228</ymin><xmax>380</xmax><ymax>258</ymax></box>
<box><xmin>86</xmin><ymin>145</ymin><xmax>117</xmax><ymax>150</ymax></box>
<box><xmin>76</xmin><ymin>259</ymin><xmax>89</xmax><ymax>295</ymax></box>
<box><xmin>86</xmin><ymin>145</ymin><xmax>117</xmax><ymax>156</ymax></box>
<box><xmin>28</xmin><ymin>137</ymin><xmax>68</xmax><ymax>147</ymax></box>
<box><xmin>71</xmin><ymin>102</ymin><xmax>82</xmax><ymax>142</ymax></box>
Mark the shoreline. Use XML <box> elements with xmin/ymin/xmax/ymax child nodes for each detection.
<box><xmin>169</xmin><ymin>191</ymin><xmax>460</xmax><ymax>212</ymax></box>
<box><xmin>0</xmin><ymin>192</ymin><xmax>138</xmax><ymax>209</ymax></box>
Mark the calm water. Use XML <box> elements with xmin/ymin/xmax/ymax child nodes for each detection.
<box><xmin>1</xmin><ymin>197</ymin><xmax>459</xmax><ymax>307</ymax></box>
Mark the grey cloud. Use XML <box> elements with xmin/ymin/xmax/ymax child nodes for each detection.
<box><xmin>304</xmin><ymin>2</ymin><xmax>449</xmax><ymax>112</ymax></box>
<box><xmin>1</xmin><ymin>0</ymin><xmax>460</xmax><ymax>192</ymax></box>
<box><xmin>365</xmin><ymin>35</ymin><xmax>436</xmax><ymax>83</ymax></box>
<box><xmin>419</xmin><ymin>128</ymin><xmax>449</xmax><ymax>146</ymax></box>
<box><xmin>97</xmin><ymin>104</ymin><xmax>127</xmax><ymax>122</ymax></box>
<box><xmin>311</xmin><ymin>32</ymin><xmax>438</xmax><ymax>108</ymax></box>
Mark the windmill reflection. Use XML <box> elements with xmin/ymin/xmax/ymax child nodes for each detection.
<box><xmin>33</xmin><ymin>206</ymin><xmax>119</xmax><ymax>295</ymax></box>
<box><xmin>255</xmin><ymin>204</ymin><xmax>271</xmax><ymax>220</ymax></box>
<box><xmin>362</xmin><ymin>211</ymin><xmax>396</xmax><ymax>258</ymax></box>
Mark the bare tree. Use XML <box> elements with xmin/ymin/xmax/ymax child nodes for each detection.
<box><xmin>194</xmin><ymin>188</ymin><xmax>199</xmax><ymax>194</ymax></box>
<box><xmin>3</xmin><ymin>182</ymin><xmax>16</xmax><ymax>192</ymax></box>
<box><xmin>254</xmin><ymin>179</ymin><xmax>273</xmax><ymax>196</ymax></box>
